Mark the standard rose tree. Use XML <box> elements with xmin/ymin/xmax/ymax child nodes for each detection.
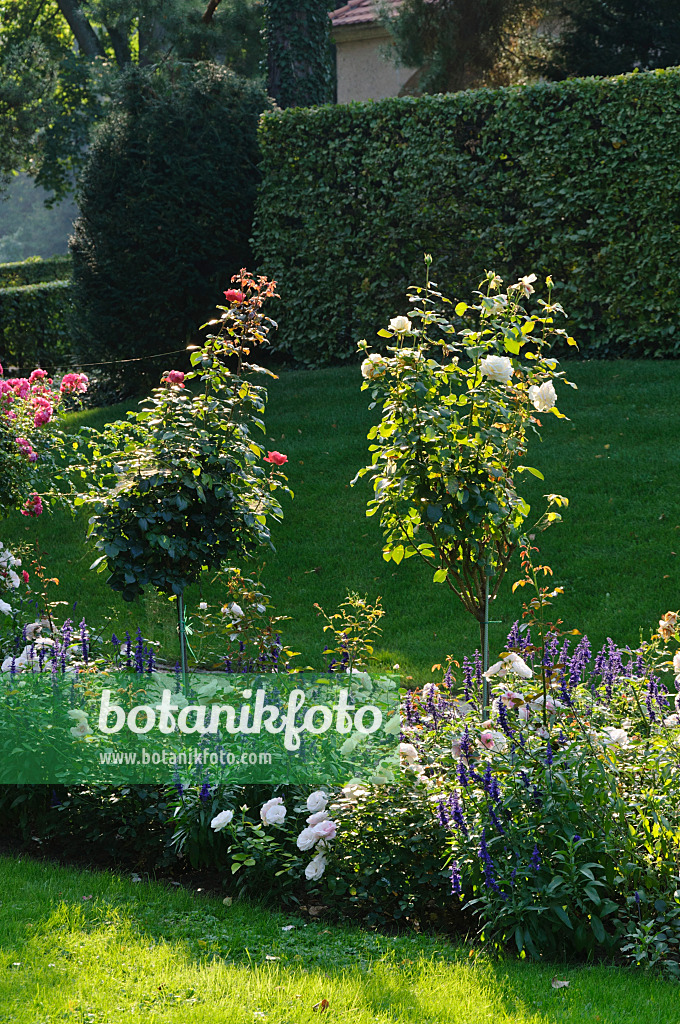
<box><xmin>77</xmin><ymin>271</ymin><xmax>290</xmax><ymax>603</ymax></box>
<box><xmin>354</xmin><ymin>260</ymin><xmax>575</xmax><ymax>682</ymax></box>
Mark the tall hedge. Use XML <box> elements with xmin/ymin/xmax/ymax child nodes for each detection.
<box><xmin>0</xmin><ymin>255</ymin><xmax>71</xmax><ymax>289</ymax></box>
<box><xmin>0</xmin><ymin>280</ymin><xmax>73</xmax><ymax>370</ymax></box>
<box><xmin>253</xmin><ymin>67</ymin><xmax>680</xmax><ymax>364</ymax></box>
<box><xmin>70</xmin><ymin>61</ymin><xmax>271</xmax><ymax>388</ymax></box>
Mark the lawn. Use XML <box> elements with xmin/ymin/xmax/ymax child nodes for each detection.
<box><xmin>2</xmin><ymin>359</ymin><xmax>679</xmax><ymax>684</ymax></box>
<box><xmin>0</xmin><ymin>856</ymin><xmax>677</xmax><ymax>1024</ymax></box>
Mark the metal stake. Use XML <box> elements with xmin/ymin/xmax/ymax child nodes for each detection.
<box><xmin>177</xmin><ymin>591</ymin><xmax>189</xmax><ymax>695</ymax></box>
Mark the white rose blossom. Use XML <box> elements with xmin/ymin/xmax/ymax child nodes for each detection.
<box><xmin>361</xmin><ymin>353</ymin><xmax>388</xmax><ymax>380</ymax></box>
<box><xmin>528</xmin><ymin>380</ymin><xmax>557</xmax><ymax>412</ymax></box>
<box><xmin>484</xmin><ymin>652</ymin><xmax>533</xmax><ymax>680</ymax></box>
<box><xmin>388</xmin><ymin>315</ymin><xmax>412</xmax><ymax>334</ymax></box>
<box><xmin>400</xmin><ymin>742</ymin><xmax>418</xmax><ymax>764</ymax></box>
<box><xmin>306</xmin><ymin>790</ymin><xmax>328</xmax><ymax>814</ymax></box>
<box><xmin>296</xmin><ymin>827</ymin><xmax>319</xmax><ymax>852</ymax></box>
<box><xmin>479</xmin><ymin>355</ymin><xmax>513</xmax><ymax>384</ymax></box>
<box><xmin>601</xmin><ymin>727</ymin><xmax>629</xmax><ymax>748</ymax></box>
<box><xmin>70</xmin><ymin>719</ymin><xmax>92</xmax><ymax>739</ymax></box>
<box><xmin>673</xmin><ymin>651</ymin><xmax>680</xmax><ymax>675</ymax></box>
<box><xmin>210</xmin><ymin>810</ymin><xmax>234</xmax><ymax>831</ymax></box>
<box><xmin>260</xmin><ymin>797</ymin><xmax>286</xmax><ymax>825</ymax></box>
<box><xmin>0</xmin><ymin>599</ymin><xmax>13</xmax><ymax>616</ymax></box>
<box><xmin>304</xmin><ymin>852</ymin><xmax>327</xmax><ymax>881</ymax></box>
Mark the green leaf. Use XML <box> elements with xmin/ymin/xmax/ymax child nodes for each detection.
<box><xmin>590</xmin><ymin>914</ymin><xmax>606</xmax><ymax>943</ymax></box>
<box><xmin>516</xmin><ymin>465</ymin><xmax>544</xmax><ymax>480</ymax></box>
<box><xmin>392</xmin><ymin>545</ymin><xmax>404</xmax><ymax>565</ymax></box>
<box><xmin>377</xmin><ymin>328</ymin><xmax>392</xmax><ymax>338</ymax></box>
<box><xmin>455</xmin><ymin>301</ymin><xmax>468</xmax><ymax>316</ymax></box>
<box><xmin>553</xmin><ymin>905</ymin><xmax>573</xmax><ymax>929</ymax></box>
<box><xmin>433</xmin><ymin>568</ymin><xmax>447</xmax><ymax>583</ymax></box>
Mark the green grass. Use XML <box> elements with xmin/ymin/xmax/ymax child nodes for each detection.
<box><xmin>0</xmin><ymin>855</ymin><xmax>677</xmax><ymax>1023</ymax></box>
<box><xmin>3</xmin><ymin>360</ymin><xmax>680</xmax><ymax>684</ymax></box>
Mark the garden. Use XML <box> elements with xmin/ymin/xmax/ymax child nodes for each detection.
<box><xmin>1</xmin><ymin>41</ymin><xmax>680</xmax><ymax>1024</ymax></box>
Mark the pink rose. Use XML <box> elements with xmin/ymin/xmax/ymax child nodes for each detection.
<box><xmin>264</xmin><ymin>451</ymin><xmax>288</xmax><ymax>466</ymax></box>
<box><xmin>311</xmin><ymin>819</ymin><xmax>337</xmax><ymax>841</ymax></box>
<box><xmin>21</xmin><ymin>492</ymin><xmax>43</xmax><ymax>517</ymax></box>
<box><xmin>224</xmin><ymin>289</ymin><xmax>245</xmax><ymax>303</ymax></box>
<box><xmin>22</xmin><ymin>570</ymin><xmax>29</xmax><ymax>584</ymax></box>
<box><xmin>480</xmin><ymin>730</ymin><xmax>495</xmax><ymax>750</ymax></box>
<box><xmin>29</xmin><ymin>369</ymin><xmax>48</xmax><ymax>384</ymax></box>
<box><xmin>13</xmin><ymin>378</ymin><xmax>30</xmax><ymax>399</ymax></box>
<box><xmin>162</xmin><ymin>370</ymin><xmax>185</xmax><ymax>387</ymax></box>
<box><xmin>60</xmin><ymin>372</ymin><xmax>88</xmax><ymax>394</ymax></box>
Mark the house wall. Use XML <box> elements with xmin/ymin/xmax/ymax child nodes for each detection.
<box><xmin>333</xmin><ymin>25</ymin><xmax>419</xmax><ymax>103</ymax></box>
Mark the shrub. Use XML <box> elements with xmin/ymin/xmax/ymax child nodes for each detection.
<box><xmin>0</xmin><ymin>280</ymin><xmax>74</xmax><ymax>370</ymax></box>
<box><xmin>254</xmin><ymin>67</ymin><xmax>680</xmax><ymax>365</ymax></box>
<box><xmin>0</xmin><ymin>255</ymin><xmax>71</xmax><ymax>289</ymax></box>
<box><xmin>70</xmin><ymin>61</ymin><xmax>271</xmax><ymax>392</ymax></box>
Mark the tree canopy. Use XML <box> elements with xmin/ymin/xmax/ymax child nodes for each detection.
<box><xmin>0</xmin><ymin>0</ymin><xmax>264</xmax><ymax>200</ymax></box>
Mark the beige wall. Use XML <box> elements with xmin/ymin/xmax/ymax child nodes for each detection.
<box><xmin>333</xmin><ymin>25</ymin><xmax>419</xmax><ymax>104</ymax></box>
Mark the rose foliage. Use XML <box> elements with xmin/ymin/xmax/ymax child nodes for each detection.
<box><xmin>75</xmin><ymin>272</ymin><xmax>290</xmax><ymax>601</ymax></box>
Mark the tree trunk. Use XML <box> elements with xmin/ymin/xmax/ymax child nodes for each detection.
<box><xmin>56</xmin><ymin>0</ymin><xmax>105</xmax><ymax>58</ymax></box>
<box><xmin>105</xmin><ymin>21</ymin><xmax>132</xmax><ymax>66</ymax></box>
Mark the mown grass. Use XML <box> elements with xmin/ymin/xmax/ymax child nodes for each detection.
<box><xmin>2</xmin><ymin>360</ymin><xmax>679</xmax><ymax>684</ymax></box>
<box><xmin>0</xmin><ymin>856</ymin><xmax>677</xmax><ymax>1023</ymax></box>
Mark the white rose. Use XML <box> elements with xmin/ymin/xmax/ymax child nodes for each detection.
<box><xmin>227</xmin><ymin>602</ymin><xmax>244</xmax><ymax>619</ymax></box>
<box><xmin>210</xmin><ymin>810</ymin><xmax>234</xmax><ymax>831</ymax></box>
<box><xmin>306</xmin><ymin>810</ymin><xmax>328</xmax><ymax>826</ymax></box>
<box><xmin>479</xmin><ymin>355</ymin><xmax>513</xmax><ymax>384</ymax></box>
<box><xmin>296</xmin><ymin>827</ymin><xmax>320</xmax><ymax>851</ymax></box>
<box><xmin>306</xmin><ymin>790</ymin><xmax>328</xmax><ymax>814</ymax></box>
<box><xmin>601</xmin><ymin>727</ymin><xmax>629</xmax><ymax>747</ymax></box>
<box><xmin>255</xmin><ymin>604</ymin><xmax>267</xmax><ymax>614</ymax></box>
<box><xmin>673</xmin><ymin>651</ymin><xmax>680</xmax><ymax>674</ymax></box>
<box><xmin>400</xmin><ymin>742</ymin><xmax>418</xmax><ymax>764</ymax></box>
<box><xmin>388</xmin><ymin>315</ymin><xmax>412</xmax><ymax>334</ymax></box>
<box><xmin>67</xmin><ymin>709</ymin><xmax>89</xmax><ymax>722</ymax></box>
<box><xmin>7</xmin><ymin>570</ymin><xmax>20</xmax><ymax>589</ymax></box>
<box><xmin>0</xmin><ymin>599</ymin><xmax>12</xmax><ymax>616</ymax></box>
<box><xmin>260</xmin><ymin>797</ymin><xmax>286</xmax><ymax>825</ymax></box>
<box><xmin>198</xmin><ymin>601</ymin><xmax>208</xmax><ymax>611</ymax></box>
<box><xmin>361</xmin><ymin>353</ymin><xmax>388</xmax><ymax>380</ymax></box>
<box><xmin>70</xmin><ymin>720</ymin><xmax>92</xmax><ymax>739</ymax></box>
<box><xmin>514</xmin><ymin>273</ymin><xmax>537</xmax><ymax>295</ymax></box>
<box><xmin>304</xmin><ymin>852</ymin><xmax>327</xmax><ymax>881</ymax></box>
<box><xmin>528</xmin><ymin>380</ymin><xmax>557</xmax><ymax>412</ymax></box>
<box><xmin>484</xmin><ymin>652</ymin><xmax>532</xmax><ymax>680</ymax></box>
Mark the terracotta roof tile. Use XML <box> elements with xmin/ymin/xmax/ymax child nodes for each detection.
<box><xmin>329</xmin><ymin>0</ymin><xmax>402</xmax><ymax>28</ymax></box>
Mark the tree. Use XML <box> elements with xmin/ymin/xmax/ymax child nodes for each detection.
<box><xmin>264</xmin><ymin>0</ymin><xmax>335</xmax><ymax>107</ymax></box>
<box><xmin>69</xmin><ymin>61</ymin><xmax>271</xmax><ymax>389</ymax></box>
<box><xmin>382</xmin><ymin>0</ymin><xmax>542</xmax><ymax>94</ymax></box>
<box><xmin>0</xmin><ymin>0</ymin><xmax>265</xmax><ymax>200</ymax></box>
<box><xmin>533</xmin><ymin>0</ymin><xmax>680</xmax><ymax>79</ymax></box>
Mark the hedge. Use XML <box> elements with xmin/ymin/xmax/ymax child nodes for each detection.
<box><xmin>0</xmin><ymin>255</ymin><xmax>71</xmax><ymax>289</ymax></box>
<box><xmin>0</xmin><ymin>280</ymin><xmax>74</xmax><ymax>370</ymax></box>
<box><xmin>253</xmin><ymin>67</ymin><xmax>680</xmax><ymax>365</ymax></box>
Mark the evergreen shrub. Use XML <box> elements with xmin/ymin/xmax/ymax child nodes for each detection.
<box><xmin>254</xmin><ymin>67</ymin><xmax>680</xmax><ymax>365</ymax></box>
<box><xmin>70</xmin><ymin>61</ymin><xmax>271</xmax><ymax>391</ymax></box>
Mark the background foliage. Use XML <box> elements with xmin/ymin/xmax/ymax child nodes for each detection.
<box><xmin>0</xmin><ymin>280</ymin><xmax>74</xmax><ymax>370</ymax></box>
<box><xmin>254</xmin><ymin>66</ymin><xmax>680</xmax><ymax>366</ymax></box>
<box><xmin>69</xmin><ymin>61</ymin><xmax>270</xmax><ymax>389</ymax></box>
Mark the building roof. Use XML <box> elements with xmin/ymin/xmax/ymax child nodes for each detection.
<box><xmin>329</xmin><ymin>0</ymin><xmax>402</xmax><ymax>29</ymax></box>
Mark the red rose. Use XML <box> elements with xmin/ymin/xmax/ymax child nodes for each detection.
<box><xmin>22</xmin><ymin>570</ymin><xmax>29</xmax><ymax>583</ymax></box>
<box><xmin>224</xmin><ymin>289</ymin><xmax>246</xmax><ymax>303</ymax></box>
<box><xmin>264</xmin><ymin>451</ymin><xmax>287</xmax><ymax>466</ymax></box>
<box><xmin>162</xmin><ymin>370</ymin><xmax>185</xmax><ymax>387</ymax></box>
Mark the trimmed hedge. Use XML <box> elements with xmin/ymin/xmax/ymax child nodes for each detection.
<box><xmin>0</xmin><ymin>280</ymin><xmax>74</xmax><ymax>370</ymax></box>
<box><xmin>253</xmin><ymin>67</ymin><xmax>680</xmax><ymax>365</ymax></box>
<box><xmin>0</xmin><ymin>254</ymin><xmax>71</xmax><ymax>289</ymax></box>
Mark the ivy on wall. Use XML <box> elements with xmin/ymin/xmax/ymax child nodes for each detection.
<box><xmin>264</xmin><ymin>0</ymin><xmax>336</xmax><ymax>108</ymax></box>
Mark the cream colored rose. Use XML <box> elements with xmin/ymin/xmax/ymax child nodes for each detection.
<box><xmin>480</xmin><ymin>355</ymin><xmax>513</xmax><ymax>384</ymax></box>
<box><xmin>528</xmin><ymin>380</ymin><xmax>557</xmax><ymax>412</ymax></box>
<box><xmin>361</xmin><ymin>353</ymin><xmax>387</xmax><ymax>380</ymax></box>
<box><xmin>389</xmin><ymin>315</ymin><xmax>412</xmax><ymax>334</ymax></box>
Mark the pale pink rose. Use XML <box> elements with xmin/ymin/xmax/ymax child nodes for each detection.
<box><xmin>306</xmin><ymin>810</ymin><xmax>328</xmax><ymax>826</ymax></box>
<box><xmin>311</xmin><ymin>819</ymin><xmax>337</xmax><ymax>841</ymax></box>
